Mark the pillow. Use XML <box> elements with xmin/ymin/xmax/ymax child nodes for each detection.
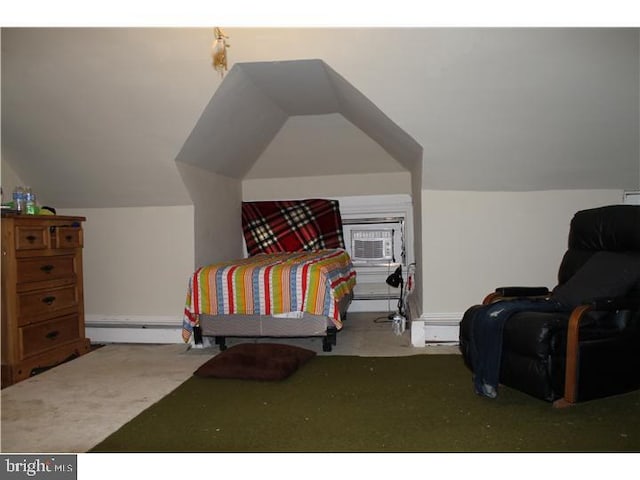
<box><xmin>551</xmin><ymin>251</ymin><xmax>640</xmax><ymax>308</ymax></box>
<box><xmin>193</xmin><ymin>343</ymin><xmax>316</xmax><ymax>381</ymax></box>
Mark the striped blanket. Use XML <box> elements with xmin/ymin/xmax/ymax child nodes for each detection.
<box><xmin>182</xmin><ymin>249</ymin><xmax>356</xmax><ymax>342</ymax></box>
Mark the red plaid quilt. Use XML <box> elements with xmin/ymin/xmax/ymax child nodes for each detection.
<box><xmin>242</xmin><ymin>199</ymin><xmax>345</xmax><ymax>256</ymax></box>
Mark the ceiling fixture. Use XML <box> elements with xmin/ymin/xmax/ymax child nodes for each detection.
<box><xmin>211</xmin><ymin>27</ymin><xmax>230</xmax><ymax>77</ymax></box>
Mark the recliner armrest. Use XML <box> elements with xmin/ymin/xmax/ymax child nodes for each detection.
<box><xmin>559</xmin><ymin>296</ymin><xmax>640</xmax><ymax>406</ymax></box>
<box><xmin>495</xmin><ymin>286</ymin><xmax>550</xmax><ymax>297</ymax></box>
<box><xmin>484</xmin><ymin>286</ymin><xmax>550</xmax><ymax>304</ymax></box>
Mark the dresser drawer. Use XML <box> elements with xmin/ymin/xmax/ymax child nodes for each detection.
<box><xmin>19</xmin><ymin>314</ymin><xmax>81</xmax><ymax>358</ymax></box>
<box><xmin>17</xmin><ymin>285</ymin><xmax>79</xmax><ymax>325</ymax></box>
<box><xmin>17</xmin><ymin>255</ymin><xmax>77</xmax><ymax>285</ymax></box>
<box><xmin>15</xmin><ymin>225</ymin><xmax>49</xmax><ymax>251</ymax></box>
<box><xmin>53</xmin><ymin>226</ymin><xmax>83</xmax><ymax>249</ymax></box>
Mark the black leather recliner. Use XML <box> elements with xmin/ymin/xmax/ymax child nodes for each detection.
<box><xmin>459</xmin><ymin>205</ymin><xmax>640</xmax><ymax>406</ymax></box>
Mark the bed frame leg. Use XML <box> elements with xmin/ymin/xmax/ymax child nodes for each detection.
<box><xmin>193</xmin><ymin>325</ymin><xmax>203</xmax><ymax>346</ymax></box>
<box><xmin>323</xmin><ymin>327</ymin><xmax>338</xmax><ymax>352</ymax></box>
<box><xmin>215</xmin><ymin>336</ymin><xmax>227</xmax><ymax>351</ymax></box>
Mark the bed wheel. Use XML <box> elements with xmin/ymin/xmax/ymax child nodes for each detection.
<box><xmin>327</xmin><ymin>327</ymin><xmax>338</xmax><ymax>345</ymax></box>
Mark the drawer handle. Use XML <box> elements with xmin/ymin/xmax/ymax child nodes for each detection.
<box><xmin>65</xmin><ymin>235</ymin><xmax>73</xmax><ymax>242</ymax></box>
<box><xmin>40</xmin><ymin>264</ymin><xmax>55</xmax><ymax>273</ymax></box>
<box><xmin>45</xmin><ymin>330</ymin><xmax>60</xmax><ymax>340</ymax></box>
<box><xmin>42</xmin><ymin>296</ymin><xmax>56</xmax><ymax>306</ymax></box>
<box><xmin>26</xmin><ymin>235</ymin><xmax>37</xmax><ymax>243</ymax></box>
<box><xmin>49</xmin><ymin>226</ymin><xmax>57</xmax><ymax>234</ymax></box>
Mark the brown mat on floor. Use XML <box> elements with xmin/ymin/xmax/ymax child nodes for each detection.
<box><xmin>193</xmin><ymin>343</ymin><xmax>316</xmax><ymax>381</ymax></box>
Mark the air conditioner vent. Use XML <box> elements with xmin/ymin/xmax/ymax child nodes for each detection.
<box><xmin>350</xmin><ymin>229</ymin><xmax>394</xmax><ymax>263</ymax></box>
<box><xmin>354</xmin><ymin>239</ymin><xmax>385</xmax><ymax>259</ymax></box>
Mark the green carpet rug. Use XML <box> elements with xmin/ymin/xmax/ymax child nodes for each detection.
<box><xmin>91</xmin><ymin>354</ymin><xmax>640</xmax><ymax>452</ymax></box>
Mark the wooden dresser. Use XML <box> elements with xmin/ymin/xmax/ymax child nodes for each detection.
<box><xmin>1</xmin><ymin>214</ymin><xmax>91</xmax><ymax>387</ymax></box>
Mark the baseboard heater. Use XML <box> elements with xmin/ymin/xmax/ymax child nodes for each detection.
<box><xmin>410</xmin><ymin>314</ymin><xmax>462</xmax><ymax>347</ymax></box>
<box><xmin>85</xmin><ymin>320</ymin><xmax>183</xmax><ymax>344</ymax></box>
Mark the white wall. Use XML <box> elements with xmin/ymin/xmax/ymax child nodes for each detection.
<box><xmin>177</xmin><ymin>163</ymin><xmax>244</xmax><ymax>267</ymax></box>
<box><xmin>59</xmin><ymin>206</ymin><xmax>195</xmax><ymax>325</ymax></box>
<box><xmin>3</xmin><ymin>28</ymin><xmax>637</xmax><ymax>343</ymax></box>
<box><xmin>420</xmin><ymin>189</ymin><xmax>625</xmax><ymax>317</ymax></box>
<box><xmin>19</xmin><ymin>186</ymin><xmax>630</xmax><ymax>340</ymax></box>
<box><xmin>8</xmin><ymin>29</ymin><xmax>636</xmax><ymax>210</ymax></box>
<box><xmin>0</xmin><ymin>160</ymin><xmax>25</xmax><ymax>202</ymax></box>
<box><xmin>244</xmin><ymin>114</ymin><xmax>408</xmax><ymax>179</ymax></box>
<box><xmin>242</xmin><ymin>172</ymin><xmax>411</xmax><ymax>200</ymax></box>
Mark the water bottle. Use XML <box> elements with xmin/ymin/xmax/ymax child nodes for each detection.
<box><xmin>13</xmin><ymin>186</ymin><xmax>25</xmax><ymax>213</ymax></box>
<box><xmin>392</xmin><ymin>313</ymin><xmax>405</xmax><ymax>336</ymax></box>
<box><xmin>25</xmin><ymin>187</ymin><xmax>36</xmax><ymax>215</ymax></box>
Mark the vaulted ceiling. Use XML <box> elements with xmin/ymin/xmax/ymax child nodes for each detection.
<box><xmin>175</xmin><ymin>59</ymin><xmax>421</xmax><ymax>180</ymax></box>
<box><xmin>2</xmin><ymin>28</ymin><xmax>638</xmax><ymax>208</ymax></box>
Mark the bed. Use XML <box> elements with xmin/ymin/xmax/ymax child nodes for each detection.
<box><xmin>182</xmin><ymin>199</ymin><xmax>357</xmax><ymax>351</ymax></box>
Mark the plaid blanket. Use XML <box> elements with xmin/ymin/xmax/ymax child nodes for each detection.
<box><xmin>242</xmin><ymin>199</ymin><xmax>345</xmax><ymax>256</ymax></box>
<box><xmin>182</xmin><ymin>249</ymin><xmax>356</xmax><ymax>342</ymax></box>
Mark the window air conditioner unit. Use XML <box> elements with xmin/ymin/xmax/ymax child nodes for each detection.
<box><xmin>350</xmin><ymin>229</ymin><xmax>395</xmax><ymax>264</ymax></box>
